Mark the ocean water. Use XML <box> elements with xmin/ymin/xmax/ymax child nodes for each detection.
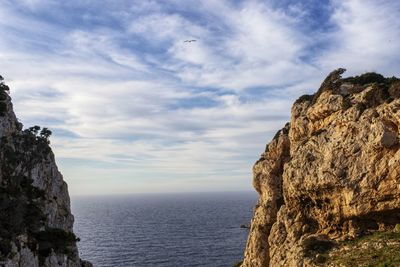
<box><xmin>71</xmin><ymin>191</ymin><xmax>257</xmax><ymax>267</ymax></box>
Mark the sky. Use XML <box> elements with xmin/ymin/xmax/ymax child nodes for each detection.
<box><xmin>0</xmin><ymin>0</ymin><xmax>399</xmax><ymax>195</ymax></box>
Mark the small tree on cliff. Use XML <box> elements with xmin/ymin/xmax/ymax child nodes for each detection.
<box><xmin>0</xmin><ymin>75</ymin><xmax>10</xmax><ymax>92</ymax></box>
<box><xmin>39</xmin><ymin>128</ymin><xmax>52</xmax><ymax>141</ymax></box>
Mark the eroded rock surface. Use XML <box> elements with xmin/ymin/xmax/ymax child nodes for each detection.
<box><xmin>0</xmin><ymin>78</ymin><xmax>91</xmax><ymax>266</ymax></box>
<box><xmin>242</xmin><ymin>70</ymin><xmax>400</xmax><ymax>266</ymax></box>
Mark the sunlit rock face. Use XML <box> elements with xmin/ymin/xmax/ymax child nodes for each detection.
<box><xmin>243</xmin><ymin>69</ymin><xmax>400</xmax><ymax>266</ymax></box>
<box><xmin>0</xmin><ymin>79</ymin><xmax>91</xmax><ymax>267</ymax></box>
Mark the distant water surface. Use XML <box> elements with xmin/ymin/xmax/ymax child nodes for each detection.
<box><xmin>72</xmin><ymin>191</ymin><xmax>257</xmax><ymax>267</ymax></box>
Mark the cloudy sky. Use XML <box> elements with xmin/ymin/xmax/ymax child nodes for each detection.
<box><xmin>0</xmin><ymin>0</ymin><xmax>399</xmax><ymax>195</ymax></box>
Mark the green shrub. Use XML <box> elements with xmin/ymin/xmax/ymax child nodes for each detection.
<box><xmin>0</xmin><ymin>75</ymin><xmax>9</xmax><ymax>92</ymax></box>
<box><xmin>0</xmin><ymin>238</ymin><xmax>12</xmax><ymax>259</ymax></box>
<box><xmin>342</xmin><ymin>73</ymin><xmax>400</xmax><ymax>103</ymax></box>
<box><xmin>0</xmin><ymin>91</ymin><xmax>7</xmax><ymax>101</ymax></box>
<box><xmin>34</xmin><ymin>228</ymin><xmax>78</xmax><ymax>258</ymax></box>
<box><xmin>294</xmin><ymin>94</ymin><xmax>314</xmax><ymax>105</ymax></box>
<box><xmin>389</xmin><ymin>81</ymin><xmax>400</xmax><ymax>99</ymax></box>
<box><xmin>0</xmin><ymin>102</ymin><xmax>7</xmax><ymax>116</ymax></box>
<box><xmin>0</xmin><ymin>75</ymin><xmax>9</xmax><ymax>116</ymax></box>
<box><xmin>342</xmin><ymin>72</ymin><xmax>386</xmax><ymax>86</ymax></box>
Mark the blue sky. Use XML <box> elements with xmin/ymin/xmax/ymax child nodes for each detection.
<box><xmin>1</xmin><ymin>0</ymin><xmax>400</xmax><ymax>195</ymax></box>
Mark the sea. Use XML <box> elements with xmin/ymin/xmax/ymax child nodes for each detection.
<box><xmin>71</xmin><ymin>191</ymin><xmax>257</xmax><ymax>267</ymax></box>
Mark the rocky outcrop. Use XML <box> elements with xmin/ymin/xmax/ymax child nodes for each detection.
<box><xmin>0</xmin><ymin>77</ymin><xmax>91</xmax><ymax>266</ymax></box>
<box><xmin>243</xmin><ymin>70</ymin><xmax>400</xmax><ymax>266</ymax></box>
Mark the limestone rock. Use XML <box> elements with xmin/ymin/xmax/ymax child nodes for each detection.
<box><xmin>242</xmin><ymin>69</ymin><xmax>400</xmax><ymax>266</ymax></box>
<box><xmin>0</xmin><ymin>79</ymin><xmax>91</xmax><ymax>266</ymax></box>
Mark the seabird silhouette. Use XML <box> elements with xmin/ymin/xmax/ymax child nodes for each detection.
<box><xmin>184</xmin><ymin>40</ymin><xmax>197</xmax><ymax>43</ymax></box>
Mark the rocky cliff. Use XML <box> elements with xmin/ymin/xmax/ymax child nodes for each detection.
<box><xmin>0</xmin><ymin>76</ymin><xmax>91</xmax><ymax>267</ymax></box>
<box><xmin>242</xmin><ymin>69</ymin><xmax>400</xmax><ymax>266</ymax></box>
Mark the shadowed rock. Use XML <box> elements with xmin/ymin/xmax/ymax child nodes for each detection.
<box><xmin>0</xmin><ymin>77</ymin><xmax>92</xmax><ymax>266</ymax></box>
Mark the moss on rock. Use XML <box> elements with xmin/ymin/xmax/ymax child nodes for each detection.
<box><xmin>319</xmin><ymin>231</ymin><xmax>400</xmax><ymax>266</ymax></box>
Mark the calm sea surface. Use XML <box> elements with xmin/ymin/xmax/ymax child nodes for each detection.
<box><xmin>71</xmin><ymin>191</ymin><xmax>257</xmax><ymax>267</ymax></box>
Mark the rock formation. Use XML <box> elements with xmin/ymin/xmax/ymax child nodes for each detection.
<box><xmin>0</xmin><ymin>76</ymin><xmax>91</xmax><ymax>266</ymax></box>
<box><xmin>242</xmin><ymin>69</ymin><xmax>400</xmax><ymax>266</ymax></box>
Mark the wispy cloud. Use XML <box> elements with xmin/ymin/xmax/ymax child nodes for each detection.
<box><xmin>0</xmin><ymin>0</ymin><xmax>399</xmax><ymax>194</ymax></box>
<box><xmin>319</xmin><ymin>0</ymin><xmax>400</xmax><ymax>75</ymax></box>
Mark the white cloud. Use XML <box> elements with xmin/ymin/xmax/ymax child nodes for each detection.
<box><xmin>319</xmin><ymin>0</ymin><xmax>400</xmax><ymax>76</ymax></box>
<box><xmin>160</xmin><ymin>0</ymin><xmax>318</xmax><ymax>90</ymax></box>
<box><xmin>129</xmin><ymin>13</ymin><xmax>205</xmax><ymax>42</ymax></box>
<box><xmin>0</xmin><ymin>0</ymin><xmax>399</xmax><ymax>194</ymax></box>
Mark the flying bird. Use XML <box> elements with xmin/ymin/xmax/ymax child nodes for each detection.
<box><xmin>184</xmin><ymin>40</ymin><xmax>197</xmax><ymax>43</ymax></box>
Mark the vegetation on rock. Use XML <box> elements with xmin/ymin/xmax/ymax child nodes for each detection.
<box><xmin>342</xmin><ymin>72</ymin><xmax>399</xmax><ymax>87</ymax></box>
<box><xmin>319</xmin><ymin>231</ymin><xmax>400</xmax><ymax>267</ymax></box>
<box><xmin>0</xmin><ymin>125</ymin><xmax>73</xmax><ymax>263</ymax></box>
<box><xmin>0</xmin><ymin>75</ymin><xmax>10</xmax><ymax>116</ymax></box>
<box><xmin>0</xmin><ymin>74</ymin><xmax>90</xmax><ymax>266</ymax></box>
<box><xmin>34</xmin><ymin>228</ymin><xmax>79</xmax><ymax>264</ymax></box>
<box><xmin>242</xmin><ymin>69</ymin><xmax>400</xmax><ymax>267</ymax></box>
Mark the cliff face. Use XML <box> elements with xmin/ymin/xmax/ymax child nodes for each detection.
<box><xmin>0</xmin><ymin>78</ymin><xmax>91</xmax><ymax>266</ymax></box>
<box><xmin>243</xmin><ymin>69</ymin><xmax>400</xmax><ymax>266</ymax></box>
